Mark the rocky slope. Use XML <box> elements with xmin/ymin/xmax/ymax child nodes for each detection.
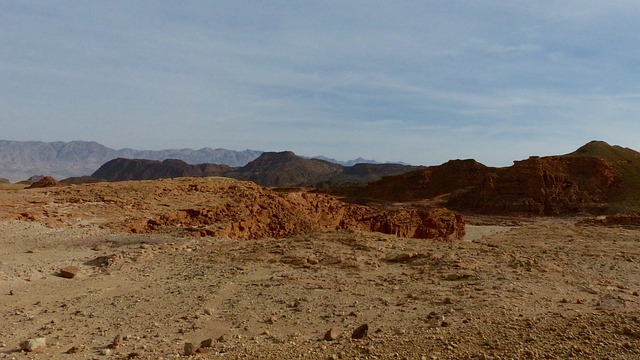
<box><xmin>8</xmin><ymin>177</ymin><xmax>464</xmax><ymax>241</ymax></box>
<box><xmin>336</xmin><ymin>141</ymin><xmax>640</xmax><ymax>216</ymax></box>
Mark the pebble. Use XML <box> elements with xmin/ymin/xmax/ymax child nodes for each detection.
<box><xmin>184</xmin><ymin>342</ymin><xmax>197</xmax><ymax>356</ymax></box>
<box><xmin>352</xmin><ymin>324</ymin><xmax>369</xmax><ymax>339</ymax></box>
<box><xmin>59</xmin><ymin>266</ymin><xmax>79</xmax><ymax>279</ymax></box>
<box><xmin>324</xmin><ymin>327</ymin><xmax>340</xmax><ymax>341</ymax></box>
<box><xmin>200</xmin><ymin>338</ymin><xmax>213</xmax><ymax>348</ymax></box>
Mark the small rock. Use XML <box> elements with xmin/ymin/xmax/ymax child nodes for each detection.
<box><xmin>127</xmin><ymin>352</ymin><xmax>141</xmax><ymax>358</ymax></box>
<box><xmin>184</xmin><ymin>342</ymin><xmax>197</xmax><ymax>356</ymax></box>
<box><xmin>324</xmin><ymin>327</ymin><xmax>340</xmax><ymax>341</ymax></box>
<box><xmin>100</xmin><ymin>348</ymin><xmax>112</xmax><ymax>356</ymax></box>
<box><xmin>196</xmin><ymin>347</ymin><xmax>212</xmax><ymax>353</ymax></box>
<box><xmin>59</xmin><ymin>266</ymin><xmax>79</xmax><ymax>279</ymax></box>
<box><xmin>352</xmin><ymin>324</ymin><xmax>368</xmax><ymax>339</ymax></box>
<box><xmin>65</xmin><ymin>345</ymin><xmax>86</xmax><ymax>354</ymax></box>
<box><xmin>20</xmin><ymin>337</ymin><xmax>46</xmax><ymax>352</ymax></box>
<box><xmin>217</xmin><ymin>334</ymin><xmax>228</xmax><ymax>342</ymax></box>
<box><xmin>268</xmin><ymin>315</ymin><xmax>278</xmax><ymax>324</ymax></box>
<box><xmin>9</xmin><ymin>290</ymin><xmax>14</xmax><ymax>296</ymax></box>
<box><xmin>203</xmin><ymin>308</ymin><xmax>214</xmax><ymax>315</ymax></box>
<box><xmin>441</xmin><ymin>321</ymin><xmax>450</xmax><ymax>327</ymax></box>
<box><xmin>443</xmin><ymin>297</ymin><xmax>453</xmax><ymax>304</ymax></box>
<box><xmin>200</xmin><ymin>338</ymin><xmax>213</xmax><ymax>348</ymax></box>
<box><xmin>110</xmin><ymin>334</ymin><xmax>121</xmax><ymax>348</ymax></box>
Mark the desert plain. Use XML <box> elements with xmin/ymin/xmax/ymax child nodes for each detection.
<box><xmin>1</xmin><ymin>178</ymin><xmax>640</xmax><ymax>359</ymax></box>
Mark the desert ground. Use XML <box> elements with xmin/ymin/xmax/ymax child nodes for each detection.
<box><xmin>1</xmin><ymin>179</ymin><xmax>640</xmax><ymax>359</ymax></box>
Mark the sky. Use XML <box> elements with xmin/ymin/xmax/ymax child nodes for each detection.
<box><xmin>2</xmin><ymin>1</ymin><xmax>640</xmax><ymax>166</ymax></box>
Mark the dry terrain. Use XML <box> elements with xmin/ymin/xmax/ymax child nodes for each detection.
<box><xmin>1</xmin><ymin>178</ymin><xmax>640</xmax><ymax>359</ymax></box>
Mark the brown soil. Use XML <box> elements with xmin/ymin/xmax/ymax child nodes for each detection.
<box><xmin>1</xmin><ymin>179</ymin><xmax>640</xmax><ymax>359</ymax></box>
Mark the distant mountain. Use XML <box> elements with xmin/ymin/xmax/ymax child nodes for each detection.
<box><xmin>0</xmin><ymin>140</ymin><xmax>261</xmax><ymax>182</ymax></box>
<box><xmin>91</xmin><ymin>158</ymin><xmax>231</xmax><ymax>181</ymax></box>
<box><xmin>0</xmin><ymin>140</ymin><xmax>386</xmax><ymax>182</ymax></box>
<box><xmin>229</xmin><ymin>151</ymin><xmax>344</xmax><ymax>188</ymax></box>
<box><xmin>90</xmin><ymin>151</ymin><xmax>419</xmax><ymax>188</ymax></box>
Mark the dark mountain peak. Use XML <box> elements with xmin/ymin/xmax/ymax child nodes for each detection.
<box><xmin>233</xmin><ymin>151</ymin><xmax>343</xmax><ymax>187</ymax></box>
<box><xmin>253</xmin><ymin>151</ymin><xmax>298</xmax><ymax>162</ymax></box>
<box><xmin>567</xmin><ymin>140</ymin><xmax>640</xmax><ymax>161</ymax></box>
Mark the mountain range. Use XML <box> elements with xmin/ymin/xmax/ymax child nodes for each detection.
<box><xmin>87</xmin><ymin>151</ymin><xmax>419</xmax><ymax>188</ymax></box>
<box><xmin>0</xmin><ymin>140</ymin><xmax>381</xmax><ymax>182</ymax></box>
<box><xmin>6</xmin><ymin>139</ymin><xmax>640</xmax><ymax>217</ymax></box>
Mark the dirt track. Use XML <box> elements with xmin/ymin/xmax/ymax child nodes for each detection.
<box><xmin>1</xmin><ymin>181</ymin><xmax>640</xmax><ymax>359</ymax></box>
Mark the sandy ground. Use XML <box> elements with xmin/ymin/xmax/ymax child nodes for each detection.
<box><xmin>1</xmin><ymin>185</ymin><xmax>640</xmax><ymax>359</ymax></box>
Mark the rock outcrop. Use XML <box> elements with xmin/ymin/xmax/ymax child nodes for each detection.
<box><xmin>46</xmin><ymin>177</ymin><xmax>463</xmax><ymax>240</ymax></box>
<box><xmin>27</xmin><ymin>176</ymin><xmax>62</xmax><ymax>189</ymax></box>
<box><xmin>338</xmin><ymin>141</ymin><xmax>640</xmax><ymax>216</ymax></box>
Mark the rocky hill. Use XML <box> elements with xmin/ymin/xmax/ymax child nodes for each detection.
<box><xmin>228</xmin><ymin>151</ymin><xmax>344</xmax><ymax>188</ymax></box>
<box><xmin>91</xmin><ymin>158</ymin><xmax>232</xmax><ymax>181</ymax></box>
<box><xmin>336</xmin><ymin>141</ymin><xmax>640</xmax><ymax>216</ymax></box>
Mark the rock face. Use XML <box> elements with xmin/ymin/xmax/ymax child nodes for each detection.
<box><xmin>341</xmin><ymin>141</ymin><xmax>640</xmax><ymax>216</ymax></box>
<box><xmin>448</xmin><ymin>155</ymin><xmax>619</xmax><ymax>215</ymax></box>
<box><xmin>337</xmin><ymin>159</ymin><xmax>489</xmax><ymax>202</ymax></box>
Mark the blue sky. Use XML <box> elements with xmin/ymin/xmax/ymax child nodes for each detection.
<box><xmin>2</xmin><ymin>1</ymin><xmax>640</xmax><ymax>166</ymax></box>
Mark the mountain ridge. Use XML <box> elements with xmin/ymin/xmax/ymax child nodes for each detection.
<box><xmin>0</xmin><ymin>140</ymin><xmax>381</xmax><ymax>182</ymax></box>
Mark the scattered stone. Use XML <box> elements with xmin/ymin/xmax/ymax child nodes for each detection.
<box><xmin>65</xmin><ymin>344</ymin><xmax>86</xmax><ymax>354</ymax></box>
<box><xmin>19</xmin><ymin>337</ymin><xmax>46</xmax><ymax>352</ymax></box>
<box><xmin>100</xmin><ymin>348</ymin><xmax>112</xmax><ymax>356</ymax></box>
<box><xmin>443</xmin><ymin>297</ymin><xmax>453</xmax><ymax>304</ymax></box>
<box><xmin>203</xmin><ymin>308</ymin><xmax>215</xmax><ymax>315</ymax></box>
<box><xmin>59</xmin><ymin>266</ymin><xmax>79</xmax><ymax>279</ymax></box>
<box><xmin>385</xmin><ymin>252</ymin><xmax>419</xmax><ymax>262</ymax></box>
<box><xmin>352</xmin><ymin>324</ymin><xmax>368</xmax><ymax>339</ymax></box>
<box><xmin>109</xmin><ymin>334</ymin><xmax>122</xmax><ymax>348</ymax></box>
<box><xmin>196</xmin><ymin>347</ymin><xmax>212</xmax><ymax>353</ymax></box>
<box><xmin>441</xmin><ymin>321</ymin><xmax>450</xmax><ymax>327</ymax></box>
<box><xmin>268</xmin><ymin>315</ymin><xmax>278</xmax><ymax>324</ymax></box>
<box><xmin>217</xmin><ymin>334</ymin><xmax>229</xmax><ymax>342</ymax></box>
<box><xmin>184</xmin><ymin>342</ymin><xmax>197</xmax><ymax>356</ymax></box>
<box><xmin>324</xmin><ymin>327</ymin><xmax>340</xmax><ymax>341</ymax></box>
<box><xmin>127</xmin><ymin>351</ymin><xmax>141</xmax><ymax>358</ymax></box>
<box><xmin>9</xmin><ymin>289</ymin><xmax>14</xmax><ymax>296</ymax></box>
<box><xmin>200</xmin><ymin>338</ymin><xmax>213</xmax><ymax>348</ymax></box>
